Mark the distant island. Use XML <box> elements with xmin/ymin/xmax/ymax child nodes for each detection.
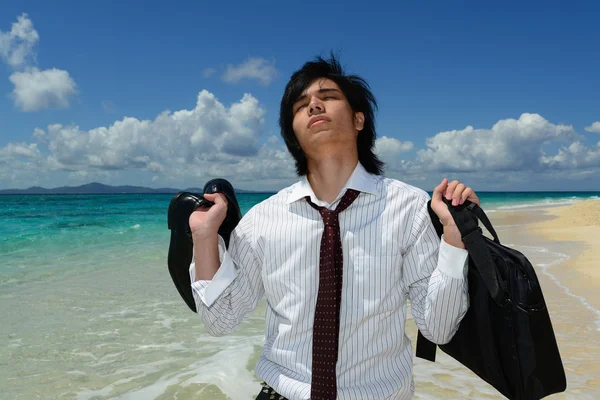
<box><xmin>0</xmin><ymin>182</ymin><xmax>267</xmax><ymax>195</ymax></box>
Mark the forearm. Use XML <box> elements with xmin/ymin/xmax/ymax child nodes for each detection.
<box><xmin>442</xmin><ymin>223</ymin><xmax>465</xmax><ymax>249</ymax></box>
<box><xmin>190</xmin><ymin>250</ymin><xmax>264</xmax><ymax>336</ymax></box>
<box><xmin>409</xmin><ymin>238</ymin><xmax>469</xmax><ymax>344</ymax></box>
<box><xmin>189</xmin><ymin>209</ymin><xmax>265</xmax><ymax>336</ymax></box>
<box><xmin>407</xmin><ymin>195</ymin><xmax>470</xmax><ymax>343</ymax></box>
<box><xmin>193</xmin><ymin>276</ymin><xmax>259</xmax><ymax>336</ymax></box>
<box><xmin>192</xmin><ymin>230</ymin><xmax>221</xmax><ymax>281</ymax></box>
<box><xmin>418</xmin><ymin>267</ymin><xmax>469</xmax><ymax>344</ymax></box>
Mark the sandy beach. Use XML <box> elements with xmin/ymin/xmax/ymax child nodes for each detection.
<box><xmin>487</xmin><ymin>200</ymin><xmax>600</xmax><ymax>398</ymax></box>
<box><xmin>524</xmin><ymin>200</ymin><xmax>600</xmax><ymax>398</ymax></box>
<box><xmin>409</xmin><ymin>200</ymin><xmax>600</xmax><ymax>399</ymax></box>
<box><xmin>528</xmin><ymin>200</ymin><xmax>600</xmax><ymax>311</ymax></box>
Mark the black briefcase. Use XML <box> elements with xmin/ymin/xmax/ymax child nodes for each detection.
<box><xmin>416</xmin><ymin>199</ymin><xmax>567</xmax><ymax>400</ymax></box>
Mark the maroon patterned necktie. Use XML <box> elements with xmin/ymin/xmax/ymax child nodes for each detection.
<box><xmin>305</xmin><ymin>189</ymin><xmax>361</xmax><ymax>400</ymax></box>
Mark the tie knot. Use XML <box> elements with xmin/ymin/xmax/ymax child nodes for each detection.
<box><xmin>305</xmin><ymin>189</ymin><xmax>360</xmax><ymax>225</ymax></box>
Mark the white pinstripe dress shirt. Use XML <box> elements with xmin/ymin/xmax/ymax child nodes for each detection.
<box><xmin>189</xmin><ymin>162</ymin><xmax>469</xmax><ymax>399</ymax></box>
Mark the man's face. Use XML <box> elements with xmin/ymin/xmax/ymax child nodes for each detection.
<box><xmin>291</xmin><ymin>78</ymin><xmax>364</xmax><ymax>159</ymax></box>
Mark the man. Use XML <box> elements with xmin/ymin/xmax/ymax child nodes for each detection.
<box><xmin>189</xmin><ymin>54</ymin><xmax>479</xmax><ymax>400</ymax></box>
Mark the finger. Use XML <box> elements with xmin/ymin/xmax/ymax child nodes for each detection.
<box><xmin>452</xmin><ymin>183</ymin><xmax>466</xmax><ymax>205</ymax></box>
<box><xmin>432</xmin><ymin>178</ymin><xmax>448</xmax><ymax>201</ymax></box>
<box><xmin>200</xmin><ymin>193</ymin><xmax>216</xmax><ymax>209</ymax></box>
<box><xmin>195</xmin><ymin>202</ymin><xmax>211</xmax><ymax>211</ymax></box>
<box><xmin>467</xmin><ymin>190</ymin><xmax>480</xmax><ymax>205</ymax></box>
<box><xmin>204</xmin><ymin>192</ymin><xmax>228</xmax><ymax>206</ymax></box>
<box><xmin>445</xmin><ymin>180</ymin><xmax>459</xmax><ymax>199</ymax></box>
<box><xmin>459</xmin><ymin>187</ymin><xmax>473</xmax><ymax>204</ymax></box>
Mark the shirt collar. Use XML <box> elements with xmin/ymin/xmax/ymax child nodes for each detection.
<box><xmin>286</xmin><ymin>162</ymin><xmax>378</xmax><ymax>206</ymax></box>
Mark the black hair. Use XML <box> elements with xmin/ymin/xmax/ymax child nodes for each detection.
<box><xmin>278</xmin><ymin>52</ymin><xmax>385</xmax><ymax>176</ymax></box>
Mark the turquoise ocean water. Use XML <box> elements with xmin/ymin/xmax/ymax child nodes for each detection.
<box><xmin>1</xmin><ymin>191</ymin><xmax>600</xmax><ymax>399</ymax></box>
<box><xmin>1</xmin><ymin>193</ymin><xmax>272</xmax><ymax>287</ymax></box>
<box><xmin>2</xmin><ymin>191</ymin><xmax>599</xmax><ymax>287</ymax></box>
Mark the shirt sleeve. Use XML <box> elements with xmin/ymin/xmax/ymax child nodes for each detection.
<box><xmin>402</xmin><ymin>196</ymin><xmax>470</xmax><ymax>345</ymax></box>
<box><xmin>188</xmin><ymin>207</ymin><xmax>264</xmax><ymax>336</ymax></box>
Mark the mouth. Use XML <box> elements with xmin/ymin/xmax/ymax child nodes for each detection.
<box><xmin>308</xmin><ymin>117</ymin><xmax>331</xmax><ymax>128</ymax></box>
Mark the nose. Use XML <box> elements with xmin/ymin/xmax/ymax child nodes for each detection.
<box><xmin>308</xmin><ymin>97</ymin><xmax>324</xmax><ymax>115</ymax></box>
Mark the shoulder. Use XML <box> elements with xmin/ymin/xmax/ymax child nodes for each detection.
<box><xmin>378</xmin><ymin>177</ymin><xmax>435</xmax><ymax>238</ymax></box>
<box><xmin>242</xmin><ymin>182</ymin><xmax>300</xmax><ymax>216</ymax></box>
<box><xmin>379</xmin><ymin>176</ymin><xmax>431</xmax><ymax>206</ymax></box>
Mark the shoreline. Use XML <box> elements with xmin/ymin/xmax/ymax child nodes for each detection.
<box><xmin>531</xmin><ymin>200</ymin><xmax>600</xmax><ymax>397</ymax></box>
<box><xmin>525</xmin><ymin>199</ymin><xmax>600</xmax><ymax>313</ymax></box>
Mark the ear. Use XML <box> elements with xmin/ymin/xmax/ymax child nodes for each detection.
<box><xmin>354</xmin><ymin>112</ymin><xmax>365</xmax><ymax>131</ymax></box>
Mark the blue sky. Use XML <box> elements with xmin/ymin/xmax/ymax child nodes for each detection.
<box><xmin>1</xmin><ymin>0</ymin><xmax>599</xmax><ymax>191</ymax></box>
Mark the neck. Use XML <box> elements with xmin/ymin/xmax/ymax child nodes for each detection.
<box><xmin>306</xmin><ymin>153</ymin><xmax>359</xmax><ymax>204</ymax></box>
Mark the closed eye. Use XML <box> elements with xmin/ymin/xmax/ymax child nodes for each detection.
<box><xmin>293</xmin><ymin>103</ymin><xmax>307</xmax><ymax>113</ymax></box>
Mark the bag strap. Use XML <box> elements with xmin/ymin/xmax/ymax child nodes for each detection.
<box><xmin>416</xmin><ymin>330</ymin><xmax>437</xmax><ymax>362</ymax></box>
<box><xmin>464</xmin><ymin>201</ymin><xmax>500</xmax><ymax>244</ymax></box>
<box><xmin>417</xmin><ymin>199</ymin><xmax>507</xmax><ymax>362</ymax></box>
<box><xmin>443</xmin><ymin>199</ymin><xmax>507</xmax><ymax>304</ymax></box>
<box><xmin>427</xmin><ymin>199</ymin><xmax>498</xmax><ymax>241</ymax></box>
<box><xmin>427</xmin><ymin>200</ymin><xmax>445</xmax><ymax>237</ymax></box>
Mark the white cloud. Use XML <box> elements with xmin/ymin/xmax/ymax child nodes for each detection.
<box><xmin>0</xmin><ymin>89</ymin><xmax>298</xmax><ymax>190</ymax></box>
<box><xmin>35</xmin><ymin>90</ymin><xmax>265</xmax><ymax>170</ymax></box>
<box><xmin>0</xmin><ymin>142</ymin><xmax>40</xmax><ymax>160</ymax></box>
<box><xmin>1</xmin><ymin>14</ymin><xmax>78</xmax><ymax>112</ymax></box>
<box><xmin>540</xmin><ymin>141</ymin><xmax>600</xmax><ymax>169</ymax></box>
<box><xmin>416</xmin><ymin>113</ymin><xmax>581</xmax><ymax>172</ymax></box>
<box><xmin>222</xmin><ymin>57</ymin><xmax>277</xmax><ymax>86</ymax></box>
<box><xmin>0</xmin><ymin>13</ymin><xmax>39</xmax><ymax>68</ymax></box>
<box><xmin>585</xmin><ymin>121</ymin><xmax>600</xmax><ymax>134</ymax></box>
<box><xmin>374</xmin><ymin>136</ymin><xmax>415</xmax><ymax>175</ymax></box>
<box><xmin>2</xmin><ymin>103</ymin><xmax>599</xmax><ymax>191</ymax></box>
<box><xmin>376</xmin><ymin>136</ymin><xmax>413</xmax><ymax>157</ymax></box>
<box><xmin>10</xmin><ymin>67</ymin><xmax>77</xmax><ymax>111</ymax></box>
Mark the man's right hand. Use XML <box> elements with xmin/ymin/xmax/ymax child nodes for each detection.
<box><xmin>189</xmin><ymin>193</ymin><xmax>229</xmax><ymax>238</ymax></box>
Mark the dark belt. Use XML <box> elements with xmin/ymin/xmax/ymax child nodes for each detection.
<box><xmin>255</xmin><ymin>382</ymin><xmax>288</xmax><ymax>400</ymax></box>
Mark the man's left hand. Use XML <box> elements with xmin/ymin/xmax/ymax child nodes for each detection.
<box><xmin>431</xmin><ymin>177</ymin><xmax>480</xmax><ymax>233</ymax></box>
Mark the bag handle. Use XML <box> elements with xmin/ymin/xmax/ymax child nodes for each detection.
<box><xmin>462</xmin><ymin>200</ymin><xmax>500</xmax><ymax>244</ymax></box>
<box><xmin>427</xmin><ymin>199</ymin><xmax>499</xmax><ymax>243</ymax></box>
<box><xmin>419</xmin><ymin>198</ymin><xmax>508</xmax><ymax>362</ymax></box>
<box><xmin>437</xmin><ymin>199</ymin><xmax>500</xmax><ymax>244</ymax></box>
<box><xmin>443</xmin><ymin>198</ymin><xmax>507</xmax><ymax>304</ymax></box>
<box><xmin>427</xmin><ymin>199</ymin><xmax>507</xmax><ymax>304</ymax></box>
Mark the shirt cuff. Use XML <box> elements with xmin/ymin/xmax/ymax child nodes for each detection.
<box><xmin>437</xmin><ymin>234</ymin><xmax>469</xmax><ymax>280</ymax></box>
<box><xmin>189</xmin><ymin>235</ymin><xmax>238</xmax><ymax>307</ymax></box>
